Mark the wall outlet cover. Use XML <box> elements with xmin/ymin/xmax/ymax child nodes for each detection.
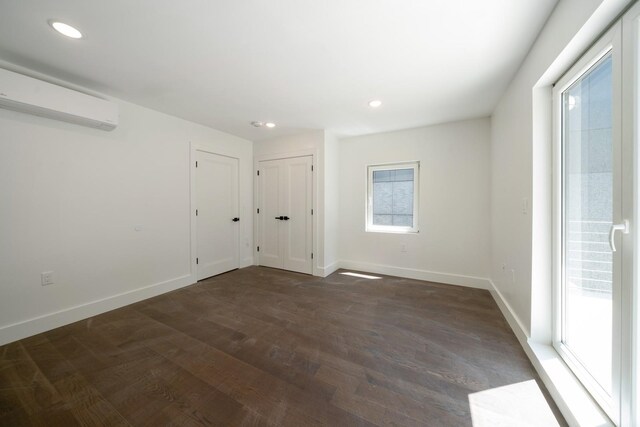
<box><xmin>41</xmin><ymin>271</ymin><xmax>54</xmax><ymax>286</ymax></box>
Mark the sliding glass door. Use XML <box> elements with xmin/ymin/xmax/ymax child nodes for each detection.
<box><xmin>553</xmin><ymin>24</ymin><xmax>624</xmax><ymax>423</ymax></box>
<box><xmin>562</xmin><ymin>52</ymin><xmax>615</xmax><ymax>396</ymax></box>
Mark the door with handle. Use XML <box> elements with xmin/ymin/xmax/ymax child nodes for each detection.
<box><xmin>257</xmin><ymin>156</ymin><xmax>313</xmax><ymax>274</ymax></box>
<box><xmin>609</xmin><ymin>220</ymin><xmax>629</xmax><ymax>252</ymax></box>
<box><xmin>552</xmin><ymin>23</ymin><xmax>632</xmax><ymax>421</ymax></box>
<box><xmin>196</xmin><ymin>150</ymin><xmax>240</xmax><ymax>280</ymax></box>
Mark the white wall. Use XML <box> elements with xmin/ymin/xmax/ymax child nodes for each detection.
<box><xmin>490</xmin><ymin>0</ymin><xmax>631</xmax><ymax>338</ymax></box>
<box><xmin>253</xmin><ymin>130</ymin><xmax>325</xmax><ymax>159</ymax></box>
<box><xmin>338</xmin><ymin>118</ymin><xmax>491</xmax><ymax>288</ymax></box>
<box><xmin>0</xmin><ymin>86</ymin><xmax>253</xmax><ymax>345</ymax></box>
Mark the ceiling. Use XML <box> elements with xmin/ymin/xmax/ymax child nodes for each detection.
<box><xmin>0</xmin><ymin>0</ymin><xmax>558</xmax><ymax>141</ymax></box>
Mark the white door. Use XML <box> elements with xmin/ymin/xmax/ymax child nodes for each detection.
<box><xmin>258</xmin><ymin>156</ymin><xmax>313</xmax><ymax>274</ymax></box>
<box><xmin>196</xmin><ymin>151</ymin><xmax>239</xmax><ymax>280</ymax></box>
<box><xmin>553</xmin><ymin>24</ymin><xmax>627</xmax><ymax>422</ymax></box>
<box><xmin>257</xmin><ymin>160</ymin><xmax>282</xmax><ymax>269</ymax></box>
<box><xmin>282</xmin><ymin>156</ymin><xmax>313</xmax><ymax>273</ymax></box>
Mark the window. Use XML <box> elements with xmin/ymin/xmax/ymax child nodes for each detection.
<box><xmin>552</xmin><ymin>24</ymin><xmax>624</xmax><ymax>421</ymax></box>
<box><xmin>366</xmin><ymin>162</ymin><xmax>419</xmax><ymax>233</ymax></box>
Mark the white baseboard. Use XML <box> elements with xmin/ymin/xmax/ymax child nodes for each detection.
<box><xmin>487</xmin><ymin>279</ymin><xmax>530</xmax><ymax>339</ymax></box>
<box><xmin>487</xmin><ymin>279</ymin><xmax>612</xmax><ymax>427</ymax></box>
<box><xmin>241</xmin><ymin>256</ymin><xmax>254</xmax><ymax>268</ymax></box>
<box><xmin>338</xmin><ymin>260</ymin><xmax>491</xmax><ymax>289</ymax></box>
<box><xmin>0</xmin><ymin>273</ymin><xmax>195</xmax><ymax>346</ymax></box>
<box><xmin>318</xmin><ymin>261</ymin><xmax>340</xmax><ymax>277</ymax></box>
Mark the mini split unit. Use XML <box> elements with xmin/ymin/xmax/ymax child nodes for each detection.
<box><xmin>0</xmin><ymin>67</ymin><xmax>118</xmax><ymax>131</ymax></box>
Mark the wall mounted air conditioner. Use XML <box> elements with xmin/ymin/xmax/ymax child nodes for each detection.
<box><xmin>0</xmin><ymin>67</ymin><xmax>118</xmax><ymax>131</ymax></box>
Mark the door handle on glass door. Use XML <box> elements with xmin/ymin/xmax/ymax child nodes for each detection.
<box><xmin>232</xmin><ymin>217</ymin><xmax>240</xmax><ymax>222</ymax></box>
<box><xmin>283</xmin><ymin>216</ymin><xmax>290</xmax><ymax>220</ymax></box>
<box><xmin>608</xmin><ymin>220</ymin><xmax>629</xmax><ymax>252</ymax></box>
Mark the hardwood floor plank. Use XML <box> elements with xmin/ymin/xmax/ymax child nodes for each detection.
<box><xmin>51</xmin><ymin>373</ymin><xmax>130</xmax><ymax>426</ymax></box>
<box><xmin>0</xmin><ymin>266</ymin><xmax>566</xmax><ymax>426</ymax></box>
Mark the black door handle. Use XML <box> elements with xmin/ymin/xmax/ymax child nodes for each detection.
<box><xmin>283</xmin><ymin>216</ymin><xmax>290</xmax><ymax>220</ymax></box>
<box><xmin>232</xmin><ymin>217</ymin><xmax>240</xmax><ymax>222</ymax></box>
<box><xmin>275</xmin><ymin>216</ymin><xmax>284</xmax><ymax>220</ymax></box>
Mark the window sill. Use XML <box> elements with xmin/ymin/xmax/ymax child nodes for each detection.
<box><xmin>365</xmin><ymin>228</ymin><xmax>419</xmax><ymax>234</ymax></box>
<box><xmin>527</xmin><ymin>341</ymin><xmax>614</xmax><ymax>427</ymax></box>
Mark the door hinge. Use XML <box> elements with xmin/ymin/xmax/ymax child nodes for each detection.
<box><xmin>196</xmin><ymin>258</ymin><xmax>199</xmax><ymax>264</ymax></box>
<box><xmin>257</xmin><ymin>246</ymin><xmax>260</xmax><ymax>252</ymax></box>
<box><xmin>196</xmin><ymin>209</ymin><xmax>198</xmax><ymax>216</ymax></box>
<box><xmin>311</xmin><ymin>165</ymin><xmax>314</xmax><ymax>172</ymax></box>
<box><xmin>257</xmin><ymin>170</ymin><xmax>260</xmax><ymax>176</ymax></box>
<box><xmin>257</xmin><ymin>208</ymin><xmax>260</xmax><ymax>214</ymax></box>
<box><xmin>311</xmin><ymin>209</ymin><xmax>313</xmax><ymax>215</ymax></box>
<box><xmin>195</xmin><ymin>161</ymin><xmax>198</xmax><ymax>168</ymax></box>
<box><xmin>311</xmin><ymin>252</ymin><xmax>314</xmax><ymax>259</ymax></box>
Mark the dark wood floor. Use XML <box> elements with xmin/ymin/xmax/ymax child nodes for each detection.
<box><xmin>0</xmin><ymin>267</ymin><xmax>565</xmax><ymax>426</ymax></box>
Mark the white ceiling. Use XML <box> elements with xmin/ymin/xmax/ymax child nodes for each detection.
<box><xmin>0</xmin><ymin>0</ymin><xmax>558</xmax><ymax>141</ymax></box>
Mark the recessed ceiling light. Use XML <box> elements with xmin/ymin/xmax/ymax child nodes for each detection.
<box><xmin>265</xmin><ymin>122</ymin><xmax>276</xmax><ymax>128</ymax></box>
<box><xmin>368</xmin><ymin>100</ymin><xmax>382</xmax><ymax>108</ymax></box>
<box><xmin>50</xmin><ymin>21</ymin><xmax>83</xmax><ymax>39</ymax></box>
<box><xmin>251</xmin><ymin>121</ymin><xmax>264</xmax><ymax>127</ymax></box>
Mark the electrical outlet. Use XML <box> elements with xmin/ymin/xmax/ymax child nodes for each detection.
<box><xmin>41</xmin><ymin>271</ymin><xmax>54</xmax><ymax>286</ymax></box>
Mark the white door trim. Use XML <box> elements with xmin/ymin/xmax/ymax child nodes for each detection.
<box><xmin>254</xmin><ymin>149</ymin><xmax>319</xmax><ymax>276</ymax></box>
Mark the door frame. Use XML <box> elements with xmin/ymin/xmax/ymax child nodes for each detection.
<box><xmin>622</xmin><ymin>3</ymin><xmax>640</xmax><ymax>425</ymax></box>
<box><xmin>552</xmin><ymin>23</ymin><xmax>624</xmax><ymax>423</ymax></box>
<box><xmin>190</xmin><ymin>142</ymin><xmax>241</xmax><ymax>281</ymax></box>
<box><xmin>254</xmin><ymin>149</ymin><xmax>319</xmax><ymax>276</ymax></box>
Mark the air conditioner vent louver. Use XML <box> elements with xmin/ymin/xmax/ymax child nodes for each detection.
<box><xmin>0</xmin><ymin>68</ymin><xmax>118</xmax><ymax>131</ymax></box>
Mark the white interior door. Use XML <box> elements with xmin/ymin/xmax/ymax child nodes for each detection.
<box><xmin>258</xmin><ymin>156</ymin><xmax>313</xmax><ymax>275</ymax></box>
<box><xmin>282</xmin><ymin>156</ymin><xmax>313</xmax><ymax>273</ymax></box>
<box><xmin>257</xmin><ymin>160</ymin><xmax>282</xmax><ymax>269</ymax></box>
<box><xmin>196</xmin><ymin>151</ymin><xmax>239</xmax><ymax>280</ymax></box>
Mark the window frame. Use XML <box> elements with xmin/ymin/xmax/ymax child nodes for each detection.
<box><xmin>366</xmin><ymin>161</ymin><xmax>419</xmax><ymax>234</ymax></box>
<box><xmin>551</xmin><ymin>24</ymin><xmax>622</xmax><ymax>423</ymax></box>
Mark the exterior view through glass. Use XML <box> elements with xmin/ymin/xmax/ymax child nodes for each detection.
<box><xmin>372</xmin><ymin>168</ymin><xmax>414</xmax><ymax>227</ymax></box>
<box><xmin>562</xmin><ymin>53</ymin><xmax>613</xmax><ymax>394</ymax></box>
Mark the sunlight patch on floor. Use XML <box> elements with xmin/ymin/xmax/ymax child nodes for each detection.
<box><xmin>339</xmin><ymin>271</ymin><xmax>382</xmax><ymax>280</ymax></box>
<box><xmin>469</xmin><ymin>380</ymin><xmax>560</xmax><ymax>427</ymax></box>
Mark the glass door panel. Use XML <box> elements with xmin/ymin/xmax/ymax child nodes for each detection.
<box><xmin>561</xmin><ymin>54</ymin><xmax>613</xmax><ymax>395</ymax></box>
